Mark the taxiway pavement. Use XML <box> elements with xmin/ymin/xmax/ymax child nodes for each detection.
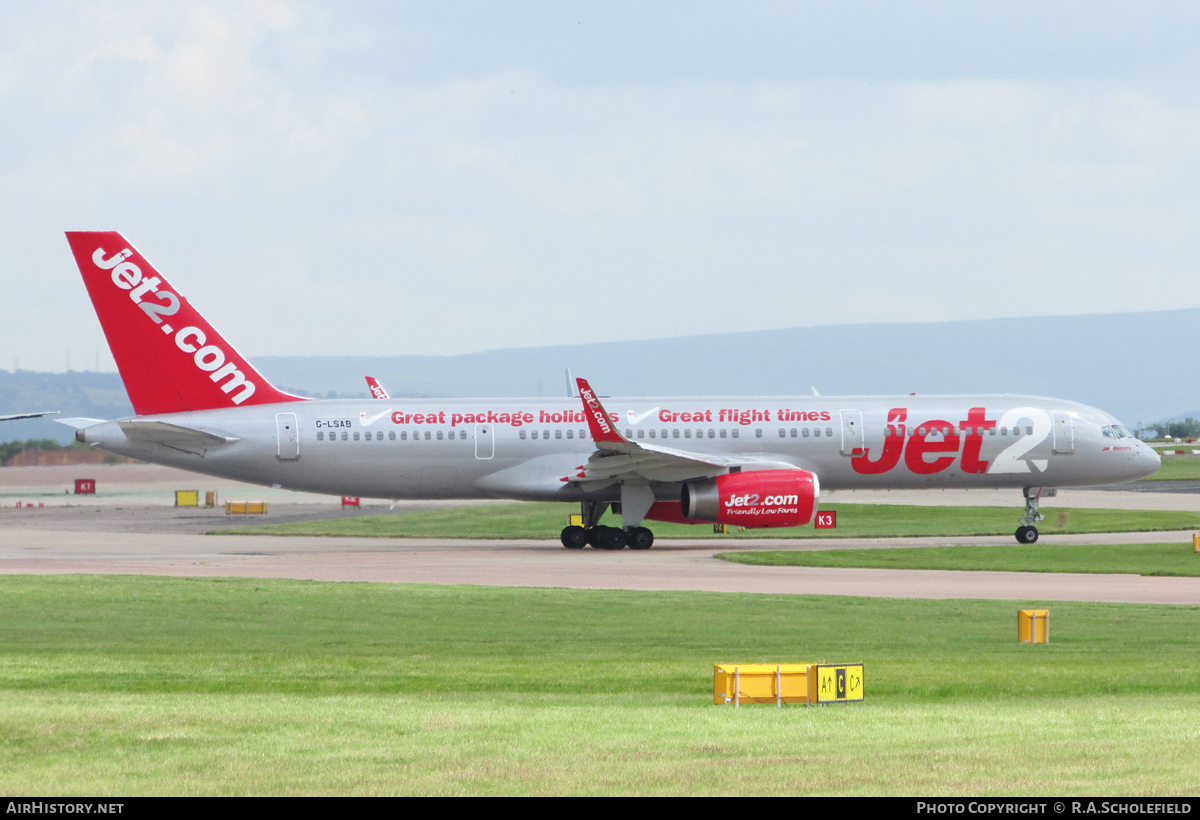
<box><xmin>2</xmin><ymin>465</ymin><xmax>1199</xmax><ymax>604</ymax></box>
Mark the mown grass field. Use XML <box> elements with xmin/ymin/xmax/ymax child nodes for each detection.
<box><xmin>1143</xmin><ymin>455</ymin><xmax>1200</xmax><ymax>480</ymax></box>
<box><xmin>1</xmin><ymin>575</ymin><xmax>1198</xmax><ymax>795</ymax></box>
<box><xmin>216</xmin><ymin>502</ymin><xmax>1200</xmax><ymax>540</ymax></box>
<box><xmin>717</xmin><ymin>542</ymin><xmax>1200</xmax><ymax>575</ymax></box>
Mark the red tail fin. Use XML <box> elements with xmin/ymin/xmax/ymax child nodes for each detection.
<box><xmin>365</xmin><ymin>376</ymin><xmax>390</xmax><ymax>399</ymax></box>
<box><xmin>66</xmin><ymin>231</ymin><xmax>304</xmax><ymax>415</ymax></box>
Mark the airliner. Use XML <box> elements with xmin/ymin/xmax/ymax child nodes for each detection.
<box><xmin>60</xmin><ymin>231</ymin><xmax>1159</xmax><ymax>549</ymax></box>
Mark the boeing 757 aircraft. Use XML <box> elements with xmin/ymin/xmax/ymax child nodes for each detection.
<box><xmin>60</xmin><ymin>232</ymin><xmax>1159</xmax><ymax>549</ymax></box>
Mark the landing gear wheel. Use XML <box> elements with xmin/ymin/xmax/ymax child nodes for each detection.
<box><xmin>1015</xmin><ymin>525</ymin><xmax>1039</xmax><ymax>544</ymax></box>
<box><xmin>561</xmin><ymin>525</ymin><xmax>587</xmax><ymax>549</ymax></box>
<box><xmin>627</xmin><ymin>527</ymin><xmax>654</xmax><ymax>550</ymax></box>
<box><xmin>594</xmin><ymin>526</ymin><xmax>627</xmax><ymax>550</ymax></box>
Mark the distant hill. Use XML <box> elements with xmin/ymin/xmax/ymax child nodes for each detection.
<box><xmin>254</xmin><ymin>308</ymin><xmax>1200</xmax><ymax>428</ymax></box>
<box><xmin>4</xmin><ymin>308</ymin><xmax>1197</xmax><ymax>443</ymax></box>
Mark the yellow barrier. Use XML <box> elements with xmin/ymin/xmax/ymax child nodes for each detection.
<box><xmin>715</xmin><ymin>662</ymin><xmax>865</xmax><ymax>706</ymax></box>
<box><xmin>1018</xmin><ymin>609</ymin><xmax>1049</xmax><ymax>644</ymax></box>
<box><xmin>205</xmin><ymin>491</ymin><xmax>218</xmax><ymax>508</ymax></box>
<box><xmin>225</xmin><ymin>501</ymin><xmax>268</xmax><ymax>515</ymax></box>
<box><xmin>175</xmin><ymin>490</ymin><xmax>199</xmax><ymax>507</ymax></box>
<box><xmin>714</xmin><ymin>663</ymin><xmax>810</xmax><ymax>705</ymax></box>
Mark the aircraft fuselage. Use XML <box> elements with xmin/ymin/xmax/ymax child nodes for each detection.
<box><xmin>80</xmin><ymin>393</ymin><xmax>1159</xmax><ymax>503</ymax></box>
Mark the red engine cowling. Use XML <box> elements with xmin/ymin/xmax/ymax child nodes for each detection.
<box><xmin>680</xmin><ymin>469</ymin><xmax>819</xmax><ymax>528</ymax></box>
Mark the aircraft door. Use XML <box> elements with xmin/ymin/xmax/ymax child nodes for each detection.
<box><xmin>475</xmin><ymin>423</ymin><xmax>494</xmax><ymax>459</ymax></box>
<box><xmin>839</xmin><ymin>409</ymin><xmax>864</xmax><ymax>456</ymax></box>
<box><xmin>276</xmin><ymin>413</ymin><xmax>300</xmax><ymax>461</ymax></box>
<box><xmin>1052</xmin><ymin>412</ymin><xmax>1075</xmax><ymax>455</ymax></box>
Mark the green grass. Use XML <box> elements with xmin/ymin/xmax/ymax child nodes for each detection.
<box><xmin>1</xmin><ymin>575</ymin><xmax>1199</xmax><ymax>794</ymax></box>
<box><xmin>1143</xmin><ymin>455</ymin><xmax>1200</xmax><ymax>480</ymax></box>
<box><xmin>215</xmin><ymin>502</ymin><xmax>1200</xmax><ymax>540</ymax></box>
<box><xmin>717</xmin><ymin>542</ymin><xmax>1200</xmax><ymax>576</ymax></box>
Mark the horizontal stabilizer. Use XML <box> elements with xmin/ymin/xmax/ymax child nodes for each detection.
<box><xmin>118</xmin><ymin>420</ymin><xmax>240</xmax><ymax>446</ymax></box>
<box><xmin>54</xmin><ymin>417</ymin><xmax>105</xmax><ymax>429</ymax></box>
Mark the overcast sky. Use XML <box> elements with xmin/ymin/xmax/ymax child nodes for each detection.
<box><xmin>3</xmin><ymin>1</ymin><xmax>1199</xmax><ymax>372</ymax></box>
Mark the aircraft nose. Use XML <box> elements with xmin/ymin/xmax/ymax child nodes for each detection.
<box><xmin>1138</xmin><ymin>441</ymin><xmax>1161</xmax><ymax>479</ymax></box>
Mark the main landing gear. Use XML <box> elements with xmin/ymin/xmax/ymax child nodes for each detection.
<box><xmin>559</xmin><ymin>524</ymin><xmax>655</xmax><ymax>550</ymax></box>
<box><xmin>560</xmin><ymin>501</ymin><xmax>655</xmax><ymax>550</ymax></box>
<box><xmin>1014</xmin><ymin>487</ymin><xmax>1052</xmax><ymax>544</ymax></box>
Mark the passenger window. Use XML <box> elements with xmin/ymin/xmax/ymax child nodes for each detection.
<box><xmin>648</xmin><ymin>430</ymin><xmax>655</xmax><ymax>438</ymax></box>
<box><xmin>520</xmin><ymin>430</ymin><xmax>526</xmax><ymax>439</ymax></box>
<box><xmin>1000</xmin><ymin>427</ymin><xmax>1007</xmax><ymax>436</ymax></box>
<box><xmin>353</xmin><ymin>432</ymin><xmax>360</xmax><ymax>441</ymax></box>
<box><xmin>424</xmin><ymin>431</ymin><xmax>431</xmax><ymax>440</ymax></box>
<box><xmin>567</xmin><ymin>430</ymin><xmax>574</xmax><ymax>439</ymax></box>
<box><xmin>719</xmin><ymin>429</ymin><xmax>727</xmax><ymax>438</ymax></box>
<box><xmin>1026</xmin><ymin>426</ymin><xmax>1032</xmax><ymax>436</ymax></box>
<box><xmin>545</xmin><ymin>430</ymin><xmax>551</xmax><ymax>440</ymax></box>
<box><xmin>684</xmin><ymin>430</ymin><xmax>692</xmax><ymax>438</ymax></box>
<box><xmin>708</xmin><ymin>429</ymin><xmax>715</xmax><ymax>438</ymax></box>
<box><xmin>389</xmin><ymin>432</ymin><xmax>396</xmax><ymax>440</ymax></box>
<box><xmin>317</xmin><ymin>431</ymin><xmax>324</xmax><ymax>441</ymax></box>
<box><xmin>803</xmin><ymin>428</ymin><xmax>810</xmax><ymax>437</ymax></box>
<box><xmin>918</xmin><ymin>427</ymin><xmax>925</xmax><ymax>436</ymax></box>
<box><xmin>731</xmin><ymin>429</ymin><xmax>738</xmax><ymax>438</ymax></box>
<box><xmin>988</xmin><ymin>427</ymin><xmax>996</xmax><ymax>435</ymax></box>
<box><xmin>814</xmin><ymin>428</ymin><xmax>821</xmax><ymax>437</ymax></box>
<box><xmin>790</xmin><ymin>428</ymin><xmax>797</xmax><ymax>437</ymax></box>
<box><xmin>624</xmin><ymin>430</ymin><xmax>631</xmax><ymax>438</ymax></box>
<box><xmin>437</xmin><ymin>431</ymin><xmax>444</xmax><ymax>440</ymax></box>
<box><xmin>400</xmin><ymin>431</ymin><xmax>407</xmax><ymax>440</ymax></box>
<box><xmin>943</xmin><ymin>427</ymin><xmax>951</xmax><ymax>436</ymax></box>
<box><xmin>778</xmin><ymin>429</ymin><xmax>786</xmax><ymax>437</ymax></box>
<box><xmin>555</xmin><ymin>430</ymin><xmax>562</xmax><ymax>439</ymax></box>
<box><xmin>364</xmin><ymin>432</ymin><xmax>371</xmax><ymax>441</ymax></box>
<box><xmin>826</xmin><ymin>428</ymin><xmax>833</xmax><ymax>437</ymax></box>
<box><xmin>755</xmin><ymin>428</ymin><xmax>762</xmax><ymax>438</ymax></box>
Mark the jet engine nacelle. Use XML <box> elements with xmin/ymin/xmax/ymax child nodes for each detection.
<box><xmin>680</xmin><ymin>469</ymin><xmax>819</xmax><ymax>528</ymax></box>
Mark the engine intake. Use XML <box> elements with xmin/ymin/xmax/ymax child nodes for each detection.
<box><xmin>681</xmin><ymin>469</ymin><xmax>819</xmax><ymax>528</ymax></box>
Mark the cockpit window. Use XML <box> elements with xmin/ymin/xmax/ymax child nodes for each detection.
<box><xmin>1113</xmin><ymin>425</ymin><xmax>1129</xmax><ymax>438</ymax></box>
<box><xmin>1102</xmin><ymin>426</ymin><xmax>1115</xmax><ymax>439</ymax></box>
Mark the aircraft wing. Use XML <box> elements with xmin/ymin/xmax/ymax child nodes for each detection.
<box><xmin>0</xmin><ymin>411</ymin><xmax>58</xmax><ymax>422</ymax></box>
<box><xmin>571</xmin><ymin>378</ymin><xmax>798</xmax><ymax>485</ymax></box>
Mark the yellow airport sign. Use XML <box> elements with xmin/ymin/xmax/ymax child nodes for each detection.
<box><xmin>1018</xmin><ymin>609</ymin><xmax>1049</xmax><ymax>644</ymax></box>
<box><xmin>810</xmin><ymin>663</ymin><xmax>864</xmax><ymax>704</ymax></box>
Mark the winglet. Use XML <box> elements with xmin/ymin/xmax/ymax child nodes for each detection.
<box><xmin>575</xmin><ymin>378</ymin><xmax>625</xmax><ymax>444</ymax></box>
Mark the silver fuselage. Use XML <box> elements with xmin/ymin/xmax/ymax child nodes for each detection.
<box><xmin>79</xmin><ymin>394</ymin><xmax>1159</xmax><ymax>503</ymax></box>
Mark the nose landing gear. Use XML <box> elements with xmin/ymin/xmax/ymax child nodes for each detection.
<box><xmin>1014</xmin><ymin>487</ymin><xmax>1054</xmax><ymax>544</ymax></box>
